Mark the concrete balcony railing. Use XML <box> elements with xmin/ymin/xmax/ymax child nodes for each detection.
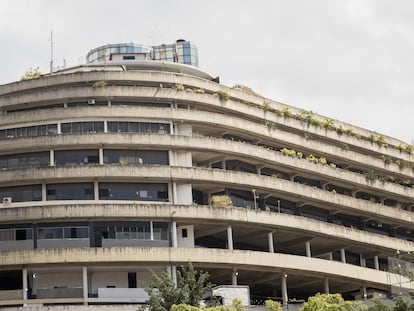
<box><xmin>0</xmin><ymin>70</ymin><xmax>407</xmax><ymax>151</ymax></box>
<box><xmin>1</xmin><ymin>78</ymin><xmax>411</xmax><ymax>163</ymax></box>
<box><xmin>0</xmin><ymin>165</ymin><xmax>413</xmax><ymax>227</ymax></box>
<box><xmin>0</xmin><ymin>105</ymin><xmax>412</xmax><ymax>180</ymax></box>
<box><xmin>0</xmin><ymin>133</ymin><xmax>411</xmax><ymax>201</ymax></box>
<box><xmin>0</xmin><ymin>203</ymin><xmax>413</xmax><ymax>255</ymax></box>
<box><xmin>0</xmin><ymin>247</ymin><xmax>411</xmax><ymax>291</ymax></box>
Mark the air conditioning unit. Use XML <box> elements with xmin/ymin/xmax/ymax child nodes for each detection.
<box><xmin>2</xmin><ymin>197</ymin><xmax>12</xmax><ymax>204</ymax></box>
<box><xmin>88</xmin><ymin>99</ymin><xmax>96</xmax><ymax>105</ymax></box>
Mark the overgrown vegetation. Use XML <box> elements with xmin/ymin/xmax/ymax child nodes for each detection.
<box><xmin>21</xmin><ymin>67</ymin><xmax>42</xmax><ymax>80</ymax></box>
<box><xmin>299</xmin><ymin>293</ymin><xmax>366</xmax><ymax>311</ymax></box>
<box><xmin>145</xmin><ymin>264</ymin><xmax>213</xmax><ymax>311</ymax></box>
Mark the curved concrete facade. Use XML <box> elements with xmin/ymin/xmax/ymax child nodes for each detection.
<box><xmin>0</xmin><ymin>59</ymin><xmax>413</xmax><ymax>309</ymax></box>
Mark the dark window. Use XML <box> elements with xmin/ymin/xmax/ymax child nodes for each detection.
<box><xmin>47</xmin><ymin>183</ymin><xmax>94</xmax><ymax>200</ymax></box>
<box><xmin>123</xmin><ymin>56</ymin><xmax>135</xmax><ymax>60</ymax></box>
<box><xmin>182</xmin><ymin>228</ymin><xmax>188</xmax><ymax>238</ymax></box>
<box><xmin>128</xmin><ymin>272</ymin><xmax>137</xmax><ymax>288</ymax></box>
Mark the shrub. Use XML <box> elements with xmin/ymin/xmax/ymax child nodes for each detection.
<box><xmin>215</xmin><ymin>91</ymin><xmax>230</xmax><ymax>101</ymax></box>
<box><xmin>265</xmin><ymin>299</ymin><xmax>283</xmax><ymax>311</ymax></box>
<box><xmin>176</xmin><ymin>83</ymin><xmax>185</xmax><ymax>91</ymax></box>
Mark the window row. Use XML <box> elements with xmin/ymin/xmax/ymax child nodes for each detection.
<box><xmin>0</xmin><ymin>150</ymin><xmax>169</xmax><ymax>170</ymax></box>
<box><xmin>0</xmin><ymin>221</ymin><xmax>169</xmax><ymax>243</ymax></box>
<box><xmin>0</xmin><ymin>183</ymin><xmax>169</xmax><ymax>202</ymax></box>
<box><xmin>0</xmin><ymin>121</ymin><xmax>171</xmax><ymax>140</ymax></box>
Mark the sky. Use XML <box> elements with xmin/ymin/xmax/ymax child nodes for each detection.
<box><xmin>0</xmin><ymin>0</ymin><xmax>413</xmax><ymax>144</ymax></box>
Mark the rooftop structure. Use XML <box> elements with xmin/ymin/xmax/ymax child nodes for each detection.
<box><xmin>0</xmin><ymin>40</ymin><xmax>413</xmax><ymax>310</ymax></box>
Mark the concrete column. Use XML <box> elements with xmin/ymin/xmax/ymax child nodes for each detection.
<box><xmin>94</xmin><ymin>181</ymin><xmax>99</xmax><ymax>201</ymax></box>
<box><xmin>232</xmin><ymin>268</ymin><xmax>238</xmax><ymax>286</ymax></box>
<box><xmin>305</xmin><ymin>241</ymin><xmax>311</xmax><ymax>257</ymax></box>
<box><xmin>108</xmin><ymin>100</ymin><xmax>111</xmax><ymax>107</ymax></box>
<box><xmin>281</xmin><ymin>273</ymin><xmax>288</xmax><ymax>308</ymax></box>
<box><xmin>22</xmin><ymin>268</ymin><xmax>28</xmax><ymax>304</ymax></box>
<box><xmin>82</xmin><ymin>267</ymin><xmax>88</xmax><ymax>305</ymax></box>
<box><xmin>150</xmin><ymin>221</ymin><xmax>154</xmax><ymax>240</ymax></box>
<box><xmin>99</xmin><ymin>148</ymin><xmax>104</xmax><ymax>165</ymax></box>
<box><xmin>227</xmin><ymin>225</ymin><xmax>233</xmax><ymax>250</ymax></box>
<box><xmin>340</xmin><ymin>249</ymin><xmax>346</xmax><ymax>263</ymax></box>
<box><xmin>374</xmin><ymin>256</ymin><xmax>379</xmax><ymax>270</ymax></box>
<box><xmin>268</xmin><ymin>232</ymin><xmax>274</xmax><ymax>253</ymax></box>
<box><xmin>360</xmin><ymin>255</ymin><xmax>366</xmax><ymax>267</ymax></box>
<box><xmin>49</xmin><ymin>149</ymin><xmax>55</xmax><ymax>166</ymax></box>
<box><xmin>257</xmin><ymin>167</ymin><xmax>262</xmax><ymax>175</ymax></box>
<box><xmin>221</xmin><ymin>160</ymin><xmax>226</xmax><ymax>170</ymax></box>
<box><xmin>324</xmin><ymin>277</ymin><xmax>329</xmax><ymax>294</ymax></box>
<box><xmin>328</xmin><ymin>252</ymin><xmax>333</xmax><ymax>260</ymax></box>
<box><xmin>42</xmin><ymin>183</ymin><xmax>47</xmax><ymax>201</ymax></box>
<box><xmin>172</xmin><ymin>265</ymin><xmax>177</xmax><ymax>287</ymax></box>
<box><xmin>361</xmin><ymin>284</ymin><xmax>367</xmax><ymax>300</ymax></box>
<box><xmin>172</xmin><ymin>182</ymin><xmax>178</xmax><ymax>204</ymax></box>
<box><xmin>103</xmin><ymin>120</ymin><xmax>108</xmax><ymax>133</ymax></box>
<box><xmin>57</xmin><ymin>122</ymin><xmax>61</xmax><ymax>135</ymax></box>
<box><xmin>172</xmin><ymin>221</ymin><xmax>178</xmax><ymax>248</ymax></box>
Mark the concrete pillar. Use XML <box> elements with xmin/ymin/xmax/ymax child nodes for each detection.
<box><xmin>221</xmin><ymin>160</ymin><xmax>226</xmax><ymax>170</ymax></box>
<box><xmin>57</xmin><ymin>122</ymin><xmax>61</xmax><ymax>134</ymax></box>
<box><xmin>374</xmin><ymin>256</ymin><xmax>379</xmax><ymax>270</ymax></box>
<box><xmin>82</xmin><ymin>267</ymin><xmax>88</xmax><ymax>305</ymax></box>
<box><xmin>42</xmin><ymin>183</ymin><xmax>47</xmax><ymax>201</ymax></box>
<box><xmin>281</xmin><ymin>273</ymin><xmax>288</xmax><ymax>308</ymax></box>
<box><xmin>268</xmin><ymin>232</ymin><xmax>274</xmax><ymax>253</ymax></box>
<box><xmin>22</xmin><ymin>268</ymin><xmax>28</xmax><ymax>304</ymax></box>
<box><xmin>360</xmin><ymin>255</ymin><xmax>366</xmax><ymax>267</ymax></box>
<box><xmin>324</xmin><ymin>277</ymin><xmax>329</xmax><ymax>294</ymax></box>
<box><xmin>172</xmin><ymin>266</ymin><xmax>177</xmax><ymax>287</ymax></box>
<box><xmin>49</xmin><ymin>149</ymin><xmax>55</xmax><ymax>166</ymax></box>
<box><xmin>94</xmin><ymin>181</ymin><xmax>99</xmax><ymax>201</ymax></box>
<box><xmin>150</xmin><ymin>221</ymin><xmax>154</xmax><ymax>240</ymax></box>
<box><xmin>227</xmin><ymin>225</ymin><xmax>233</xmax><ymax>250</ymax></box>
<box><xmin>305</xmin><ymin>241</ymin><xmax>311</xmax><ymax>257</ymax></box>
<box><xmin>172</xmin><ymin>182</ymin><xmax>178</xmax><ymax>204</ymax></box>
<box><xmin>103</xmin><ymin>120</ymin><xmax>108</xmax><ymax>133</ymax></box>
<box><xmin>340</xmin><ymin>249</ymin><xmax>346</xmax><ymax>263</ymax></box>
<box><xmin>99</xmin><ymin>148</ymin><xmax>104</xmax><ymax>165</ymax></box>
<box><xmin>361</xmin><ymin>284</ymin><xmax>367</xmax><ymax>300</ymax></box>
<box><xmin>232</xmin><ymin>268</ymin><xmax>238</xmax><ymax>286</ymax></box>
<box><xmin>172</xmin><ymin>221</ymin><xmax>178</xmax><ymax>248</ymax></box>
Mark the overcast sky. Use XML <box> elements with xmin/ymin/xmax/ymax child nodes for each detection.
<box><xmin>0</xmin><ymin>0</ymin><xmax>413</xmax><ymax>144</ymax></box>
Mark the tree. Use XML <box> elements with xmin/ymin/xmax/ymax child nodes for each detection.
<box><xmin>265</xmin><ymin>299</ymin><xmax>283</xmax><ymax>311</ymax></box>
<box><xmin>21</xmin><ymin>67</ymin><xmax>42</xmax><ymax>80</ymax></box>
<box><xmin>368</xmin><ymin>299</ymin><xmax>390</xmax><ymax>311</ymax></box>
<box><xmin>299</xmin><ymin>293</ymin><xmax>367</xmax><ymax>311</ymax></box>
<box><xmin>145</xmin><ymin>264</ymin><xmax>214</xmax><ymax>311</ymax></box>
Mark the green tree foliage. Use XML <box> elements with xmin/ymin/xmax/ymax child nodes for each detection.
<box><xmin>299</xmin><ymin>293</ymin><xmax>367</xmax><ymax>311</ymax></box>
<box><xmin>145</xmin><ymin>264</ymin><xmax>213</xmax><ymax>311</ymax></box>
<box><xmin>21</xmin><ymin>67</ymin><xmax>42</xmax><ymax>80</ymax></box>
<box><xmin>264</xmin><ymin>299</ymin><xmax>283</xmax><ymax>311</ymax></box>
<box><xmin>170</xmin><ymin>299</ymin><xmax>245</xmax><ymax>311</ymax></box>
<box><xmin>368</xmin><ymin>299</ymin><xmax>390</xmax><ymax>311</ymax></box>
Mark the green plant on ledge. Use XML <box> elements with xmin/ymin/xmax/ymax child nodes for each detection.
<box><xmin>214</xmin><ymin>90</ymin><xmax>230</xmax><ymax>101</ymax></box>
<box><xmin>364</xmin><ymin>170</ymin><xmax>378</xmax><ymax>184</ymax></box>
<box><xmin>262</xmin><ymin>100</ymin><xmax>271</xmax><ymax>112</ymax></box>
<box><xmin>381</xmin><ymin>155</ymin><xmax>393</xmax><ymax>165</ymax></box>
<box><xmin>323</xmin><ymin>118</ymin><xmax>334</xmax><ymax>130</ymax></box>
<box><xmin>211</xmin><ymin>195</ymin><xmax>232</xmax><ymax>208</ymax></box>
<box><xmin>280</xmin><ymin>107</ymin><xmax>292</xmax><ymax>118</ymax></box>
<box><xmin>92</xmin><ymin>80</ymin><xmax>107</xmax><ymax>88</ymax></box>
<box><xmin>175</xmin><ymin>83</ymin><xmax>185</xmax><ymax>91</ymax></box>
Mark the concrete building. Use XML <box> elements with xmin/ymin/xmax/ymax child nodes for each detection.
<box><xmin>0</xmin><ymin>39</ymin><xmax>413</xmax><ymax>310</ymax></box>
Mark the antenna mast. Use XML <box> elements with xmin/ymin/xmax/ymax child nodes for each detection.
<box><xmin>50</xmin><ymin>30</ymin><xmax>54</xmax><ymax>73</ymax></box>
